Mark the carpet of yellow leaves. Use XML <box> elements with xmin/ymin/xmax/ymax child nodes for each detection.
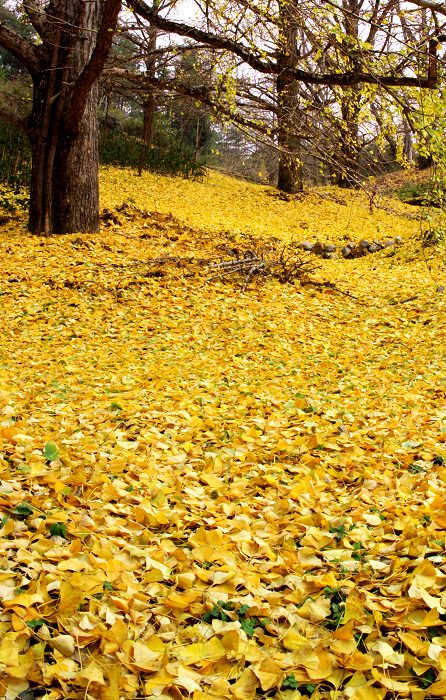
<box><xmin>0</xmin><ymin>169</ymin><xmax>446</xmax><ymax>700</ymax></box>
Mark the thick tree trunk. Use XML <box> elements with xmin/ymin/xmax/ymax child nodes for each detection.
<box><xmin>27</xmin><ymin>0</ymin><xmax>104</xmax><ymax>234</ymax></box>
<box><xmin>335</xmin><ymin>2</ymin><xmax>362</xmax><ymax>188</ymax></box>
<box><xmin>277</xmin><ymin>133</ymin><xmax>303</xmax><ymax>193</ymax></box>
<box><xmin>29</xmin><ymin>88</ymin><xmax>100</xmax><ymax>234</ymax></box>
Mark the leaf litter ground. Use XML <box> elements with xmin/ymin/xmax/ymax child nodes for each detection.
<box><xmin>1</xmin><ymin>170</ymin><xmax>446</xmax><ymax>700</ymax></box>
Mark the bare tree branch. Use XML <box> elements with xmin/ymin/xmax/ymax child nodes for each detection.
<box><xmin>127</xmin><ymin>0</ymin><xmax>277</xmax><ymax>72</ymax></box>
<box><xmin>127</xmin><ymin>0</ymin><xmax>443</xmax><ymax>87</ymax></box>
<box><xmin>22</xmin><ymin>1</ymin><xmax>48</xmax><ymax>39</ymax></box>
<box><xmin>407</xmin><ymin>0</ymin><xmax>446</xmax><ymax>17</ymax></box>
<box><xmin>107</xmin><ymin>66</ymin><xmax>276</xmax><ymax>134</ymax></box>
<box><xmin>0</xmin><ymin>22</ymin><xmax>39</xmax><ymax>76</ymax></box>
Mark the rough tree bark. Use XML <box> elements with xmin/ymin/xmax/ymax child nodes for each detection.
<box><xmin>276</xmin><ymin>74</ymin><xmax>303</xmax><ymax>193</ymax></box>
<box><xmin>276</xmin><ymin>0</ymin><xmax>303</xmax><ymax>194</ymax></box>
<box><xmin>0</xmin><ymin>0</ymin><xmax>121</xmax><ymax>234</ymax></box>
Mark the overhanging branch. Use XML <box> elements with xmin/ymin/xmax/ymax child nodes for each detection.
<box><xmin>407</xmin><ymin>0</ymin><xmax>446</xmax><ymax>17</ymax></box>
<box><xmin>127</xmin><ymin>0</ymin><xmax>444</xmax><ymax>87</ymax></box>
<box><xmin>0</xmin><ymin>22</ymin><xmax>39</xmax><ymax>77</ymax></box>
<box><xmin>106</xmin><ymin>66</ymin><xmax>276</xmax><ymax>135</ymax></box>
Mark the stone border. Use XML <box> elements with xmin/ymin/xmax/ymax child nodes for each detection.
<box><xmin>299</xmin><ymin>236</ymin><xmax>403</xmax><ymax>259</ymax></box>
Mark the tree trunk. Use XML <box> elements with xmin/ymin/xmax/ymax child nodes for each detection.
<box><xmin>335</xmin><ymin>1</ymin><xmax>362</xmax><ymax>188</ymax></box>
<box><xmin>277</xmin><ymin>74</ymin><xmax>303</xmax><ymax>194</ymax></box>
<box><xmin>138</xmin><ymin>91</ymin><xmax>156</xmax><ymax>176</ymax></box>
<box><xmin>336</xmin><ymin>89</ymin><xmax>361</xmax><ymax>187</ymax></box>
<box><xmin>276</xmin><ymin>0</ymin><xmax>303</xmax><ymax>194</ymax></box>
<box><xmin>138</xmin><ymin>25</ymin><xmax>158</xmax><ymax>177</ymax></box>
<box><xmin>27</xmin><ymin>0</ymin><xmax>102</xmax><ymax>234</ymax></box>
<box><xmin>29</xmin><ymin>88</ymin><xmax>100</xmax><ymax>234</ymax></box>
<box><xmin>403</xmin><ymin>118</ymin><xmax>413</xmax><ymax>163</ymax></box>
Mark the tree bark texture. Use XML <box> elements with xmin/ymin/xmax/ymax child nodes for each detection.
<box><xmin>276</xmin><ymin>0</ymin><xmax>303</xmax><ymax>194</ymax></box>
<box><xmin>0</xmin><ymin>0</ymin><xmax>120</xmax><ymax>234</ymax></box>
<box><xmin>28</xmin><ymin>1</ymin><xmax>102</xmax><ymax>234</ymax></box>
<box><xmin>277</xmin><ymin>73</ymin><xmax>303</xmax><ymax>193</ymax></box>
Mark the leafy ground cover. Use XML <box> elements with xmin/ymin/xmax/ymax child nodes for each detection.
<box><xmin>1</xmin><ymin>169</ymin><xmax>446</xmax><ymax>700</ymax></box>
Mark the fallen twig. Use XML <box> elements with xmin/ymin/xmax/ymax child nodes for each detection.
<box><xmin>388</xmin><ymin>295</ymin><xmax>419</xmax><ymax>305</ymax></box>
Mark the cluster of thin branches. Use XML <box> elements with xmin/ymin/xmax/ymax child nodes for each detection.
<box><xmin>207</xmin><ymin>238</ymin><xmax>318</xmax><ymax>290</ymax></box>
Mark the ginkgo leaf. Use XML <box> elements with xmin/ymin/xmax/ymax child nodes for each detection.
<box><xmin>177</xmin><ymin>638</ymin><xmax>226</xmax><ymax>665</ymax></box>
<box><xmin>43</xmin><ymin>442</ymin><xmax>59</xmax><ymax>461</ymax></box>
<box><xmin>76</xmin><ymin>660</ymin><xmax>106</xmax><ymax>685</ymax></box>
<box><xmin>129</xmin><ymin>642</ymin><xmax>164</xmax><ymax>672</ymax></box>
<box><xmin>50</xmin><ymin>635</ymin><xmax>75</xmax><ymax>657</ymax></box>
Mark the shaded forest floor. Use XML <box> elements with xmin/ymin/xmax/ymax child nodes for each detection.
<box><xmin>1</xmin><ymin>169</ymin><xmax>446</xmax><ymax>700</ymax></box>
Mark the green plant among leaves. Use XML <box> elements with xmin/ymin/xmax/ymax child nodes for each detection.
<box><xmin>197</xmin><ymin>561</ymin><xmax>212</xmax><ymax>570</ymax></box>
<box><xmin>201</xmin><ymin>600</ymin><xmax>270</xmax><ymax>637</ymax></box>
<box><xmin>281</xmin><ymin>675</ymin><xmax>316</xmax><ymax>696</ymax></box>
<box><xmin>329</xmin><ymin>523</ymin><xmax>349</xmax><ymax>541</ymax></box>
<box><xmin>239</xmin><ymin>615</ymin><xmax>269</xmax><ymax>638</ymax></box>
<box><xmin>409</xmin><ymin>462</ymin><xmax>425</xmax><ymax>474</ymax></box>
<box><xmin>49</xmin><ymin>522</ymin><xmax>68</xmax><ymax>539</ymax></box>
<box><xmin>26</xmin><ymin>618</ymin><xmax>46</xmax><ymax>630</ymax></box>
<box><xmin>414</xmin><ymin>667</ymin><xmax>437</xmax><ymax>689</ymax></box>
<box><xmin>323</xmin><ymin>586</ymin><xmax>345</xmax><ymax>630</ymax></box>
<box><xmin>281</xmin><ymin>673</ymin><xmax>299</xmax><ymax>690</ymax></box>
<box><xmin>13</xmin><ymin>502</ymin><xmax>33</xmax><ymax>519</ymax></box>
<box><xmin>43</xmin><ymin>442</ymin><xmax>59</xmax><ymax>462</ymax></box>
<box><xmin>202</xmin><ymin>600</ymin><xmax>235</xmax><ymax>623</ymax></box>
<box><xmin>352</xmin><ymin>541</ymin><xmax>365</xmax><ymax>561</ymax></box>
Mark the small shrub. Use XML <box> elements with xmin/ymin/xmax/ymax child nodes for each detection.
<box><xmin>100</xmin><ymin>131</ymin><xmax>206</xmax><ymax>180</ymax></box>
<box><xmin>323</xmin><ymin>586</ymin><xmax>345</xmax><ymax>630</ymax></box>
<box><xmin>0</xmin><ymin>119</ymin><xmax>31</xmax><ymax>188</ymax></box>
